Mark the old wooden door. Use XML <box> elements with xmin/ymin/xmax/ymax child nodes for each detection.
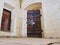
<box><xmin>1</xmin><ymin>9</ymin><xmax>11</xmax><ymax>32</ymax></box>
<box><xmin>27</xmin><ymin>10</ymin><xmax>42</xmax><ymax>38</ymax></box>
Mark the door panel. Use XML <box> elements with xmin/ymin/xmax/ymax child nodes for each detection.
<box><xmin>1</xmin><ymin>9</ymin><xmax>11</xmax><ymax>32</ymax></box>
<box><xmin>27</xmin><ymin>10</ymin><xmax>42</xmax><ymax>38</ymax></box>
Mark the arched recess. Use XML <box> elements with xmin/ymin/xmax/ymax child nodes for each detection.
<box><xmin>24</xmin><ymin>2</ymin><xmax>44</xmax><ymax>38</ymax></box>
<box><xmin>25</xmin><ymin>2</ymin><xmax>42</xmax><ymax>10</ymax></box>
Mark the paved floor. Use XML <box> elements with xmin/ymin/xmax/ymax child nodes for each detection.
<box><xmin>0</xmin><ymin>38</ymin><xmax>60</xmax><ymax>45</ymax></box>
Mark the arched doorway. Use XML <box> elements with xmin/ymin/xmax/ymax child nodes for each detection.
<box><xmin>25</xmin><ymin>3</ymin><xmax>43</xmax><ymax>38</ymax></box>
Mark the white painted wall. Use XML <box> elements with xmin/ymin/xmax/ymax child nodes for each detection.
<box><xmin>42</xmin><ymin>0</ymin><xmax>60</xmax><ymax>38</ymax></box>
<box><xmin>0</xmin><ymin>0</ymin><xmax>60</xmax><ymax>38</ymax></box>
<box><xmin>0</xmin><ymin>0</ymin><xmax>21</xmax><ymax>36</ymax></box>
<box><xmin>4</xmin><ymin>0</ymin><xmax>21</xmax><ymax>36</ymax></box>
<box><xmin>22</xmin><ymin>0</ymin><xmax>60</xmax><ymax>38</ymax></box>
<box><xmin>0</xmin><ymin>0</ymin><xmax>4</xmax><ymax>30</ymax></box>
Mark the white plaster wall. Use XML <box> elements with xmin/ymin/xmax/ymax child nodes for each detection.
<box><xmin>0</xmin><ymin>0</ymin><xmax>4</xmax><ymax>30</ymax></box>
<box><xmin>22</xmin><ymin>0</ymin><xmax>60</xmax><ymax>38</ymax></box>
<box><xmin>0</xmin><ymin>0</ymin><xmax>60</xmax><ymax>38</ymax></box>
<box><xmin>42</xmin><ymin>0</ymin><xmax>60</xmax><ymax>38</ymax></box>
<box><xmin>21</xmin><ymin>10</ymin><xmax>27</xmax><ymax>37</ymax></box>
<box><xmin>4</xmin><ymin>0</ymin><xmax>20</xmax><ymax>8</ymax></box>
<box><xmin>4</xmin><ymin>0</ymin><xmax>21</xmax><ymax>36</ymax></box>
<box><xmin>0</xmin><ymin>0</ymin><xmax>21</xmax><ymax>36</ymax></box>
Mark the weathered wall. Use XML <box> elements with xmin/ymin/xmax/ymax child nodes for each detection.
<box><xmin>0</xmin><ymin>0</ymin><xmax>4</xmax><ymax>30</ymax></box>
<box><xmin>0</xmin><ymin>0</ymin><xmax>60</xmax><ymax>38</ymax></box>
<box><xmin>42</xmin><ymin>0</ymin><xmax>60</xmax><ymax>38</ymax></box>
<box><xmin>22</xmin><ymin>0</ymin><xmax>60</xmax><ymax>38</ymax></box>
<box><xmin>0</xmin><ymin>0</ymin><xmax>22</xmax><ymax>37</ymax></box>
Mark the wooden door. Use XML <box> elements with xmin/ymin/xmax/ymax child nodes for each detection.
<box><xmin>1</xmin><ymin>9</ymin><xmax>11</xmax><ymax>32</ymax></box>
<box><xmin>27</xmin><ymin>10</ymin><xmax>42</xmax><ymax>38</ymax></box>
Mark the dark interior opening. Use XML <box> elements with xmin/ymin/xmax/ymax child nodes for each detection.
<box><xmin>1</xmin><ymin>9</ymin><xmax>11</xmax><ymax>32</ymax></box>
<box><xmin>27</xmin><ymin>10</ymin><xmax>43</xmax><ymax>38</ymax></box>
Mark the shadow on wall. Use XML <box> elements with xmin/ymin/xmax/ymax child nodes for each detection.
<box><xmin>47</xmin><ymin>42</ymin><xmax>60</xmax><ymax>45</ymax></box>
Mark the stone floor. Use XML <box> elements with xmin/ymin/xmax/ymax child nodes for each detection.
<box><xmin>0</xmin><ymin>38</ymin><xmax>60</xmax><ymax>45</ymax></box>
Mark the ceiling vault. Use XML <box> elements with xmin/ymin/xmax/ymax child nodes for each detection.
<box><xmin>20</xmin><ymin>0</ymin><xmax>23</xmax><ymax>8</ymax></box>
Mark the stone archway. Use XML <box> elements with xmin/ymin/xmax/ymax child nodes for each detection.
<box><xmin>25</xmin><ymin>2</ymin><xmax>42</xmax><ymax>10</ymax></box>
<box><xmin>25</xmin><ymin>2</ymin><xmax>43</xmax><ymax>38</ymax></box>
